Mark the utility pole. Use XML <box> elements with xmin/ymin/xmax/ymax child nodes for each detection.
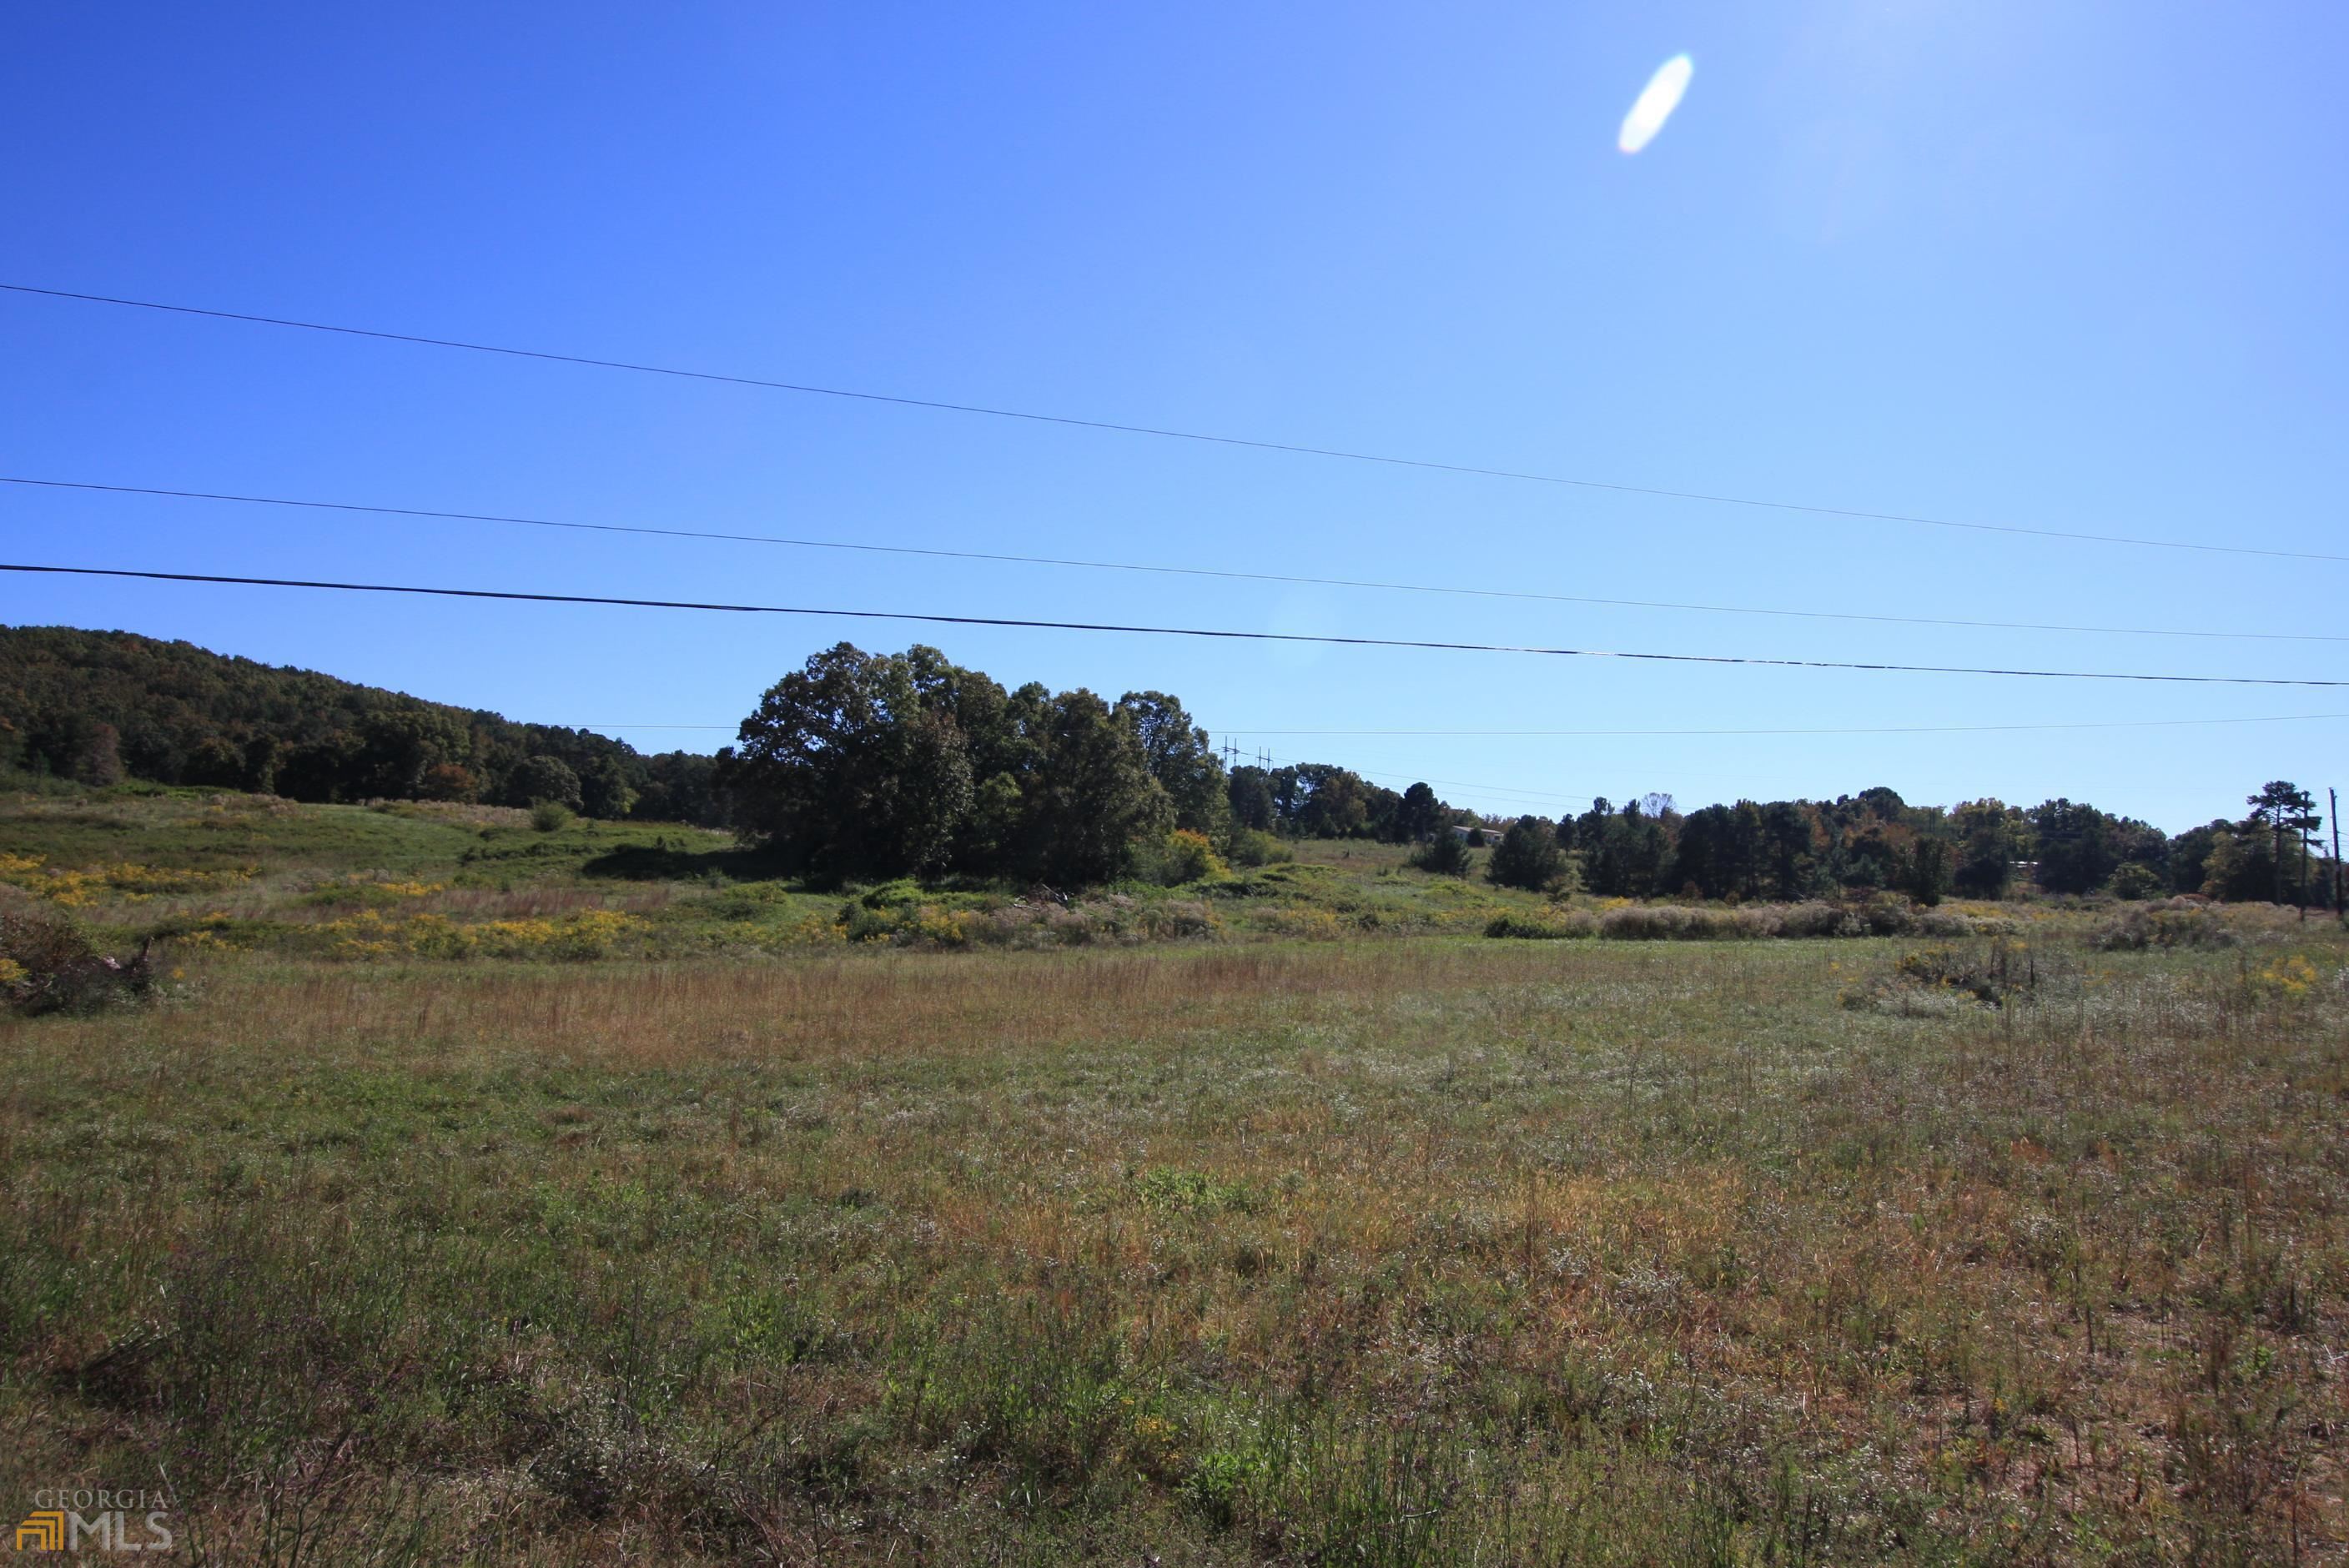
<box><xmin>2273</xmin><ymin>808</ymin><xmax>2286</xmax><ymax>905</ymax></box>
<box><xmin>2333</xmin><ymin>787</ymin><xmax>2343</xmax><ymax>927</ymax></box>
<box><xmin>2301</xmin><ymin>811</ymin><xmax>2313</xmax><ymax>920</ymax></box>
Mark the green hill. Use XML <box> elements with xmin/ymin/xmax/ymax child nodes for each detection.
<box><xmin>0</xmin><ymin>626</ymin><xmax>724</xmax><ymax>822</ymax></box>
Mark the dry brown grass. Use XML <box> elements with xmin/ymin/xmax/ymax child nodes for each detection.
<box><xmin>3</xmin><ymin>927</ymin><xmax>2345</xmax><ymax>1562</ymax></box>
<box><xmin>72</xmin><ymin>942</ymin><xmax>1577</xmax><ymax>1065</ymax></box>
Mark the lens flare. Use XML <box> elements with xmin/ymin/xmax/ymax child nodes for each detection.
<box><xmin>1617</xmin><ymin>53</ymin><xmax>1693</xmax><ymax>154</ymax></box>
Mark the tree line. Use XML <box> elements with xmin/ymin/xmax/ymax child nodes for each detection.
<box><xmin>1461</xmin><ymin>782</ymin><xmax>2336</xmax><ymax>906</ymax></box>
<box><xmin>3</xmin><ymin>628</ymin><xmax>2331</xmax><ymax>904</ymax></box>
<box><xmin>712</xmin><ymin>645</ymin><xmax>2335</xmax><ymax>904</ymax></box>
<box><xmin>0</xmin><ymin>626</ymin><xmax>725</xmax><ymax>823</ymax></box>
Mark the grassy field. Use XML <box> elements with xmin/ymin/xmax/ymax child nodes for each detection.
<box><xmin>3</xmin><ymin>787</ymin><xmax>2345</xmax><ymax>1563</ymax></box>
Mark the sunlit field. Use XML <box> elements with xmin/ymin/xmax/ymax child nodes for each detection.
<box><xmin>3</xmin><ymin>793</ymin><xmax>2345</xmax><ymax>1563</ymax></box>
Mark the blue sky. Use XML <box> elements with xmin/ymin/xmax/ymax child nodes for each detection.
<box><xmin>3</xmin><ymin>1</ymin><xmax>2341</xmax><ymax>831</ymax></box>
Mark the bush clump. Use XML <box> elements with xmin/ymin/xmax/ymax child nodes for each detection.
<box><xmin>1133</xmin><ymin>1166</ymin><xmax>1257</xmax><ymax>1214</ymax></box>
<box><xmin>1599</xmin><ymin>905</ymin><xmax>1753</xmax><ymax>941</ymax></box>
<box><xmin>836</xmin><ymin>887</ymin><xmax>1224</xmax><ymax>948</ymax></box>
<box><xmin>1227</xmin><ymin>828</ymin><xmax>1293</xmax><ymax>868</ymax></box>
<box><xmin>1580</xmin><ymin>899</ymin><xmax>2012</xmax><ymax>942</ymax></box>
<box><xmin>1410</xmin><ymin>833</ymin><xmax>1473</xmax><ymax>877</ymax></box>
<box><xmin>2090</xmin><ymin>905</ymin><xmax>2233</xmax><ymax>951</ymax></box>
<box><xmin>1143</xmin><ymin>829</ymin><xmax>1230</xmax><ymax>886</ymax></box>
<box><xmin>1</xmin><ymin>902</ymin><xmax>158</xmax><ymax>1015</ymax></box>
<box><xmin>529</xmin><ymin>799</ymin><xmax>576</xmax><ymax>832</ymax></box>
<box><xmin>1841</xmin><ymin>939</ymin><xmax>2042</xmax><ymax>1013</ymax></box>
<box><xmin>1486</xmin><ymin>817</ymin><xmax>1567</xmax><ymax>892</ymax></box>
<box><xmin>1841</xmin><ymin>895</ymin><xmax>1919</xmax><ymax>937</ymax></box>
<box><xmin>1484</xmin><ymin>910</ymin><xmax>1596</xmax><ymax>940</ymax></box>
<box><xmin>1775</xmin><ymin>902</ymin><xmax>1848</xmax><ymax>938</ymax></box>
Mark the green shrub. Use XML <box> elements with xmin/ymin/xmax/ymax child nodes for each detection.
<box><xmin>528</xmin><ymin>800</ymin><xmax>576</xmax><ymax>832</ymax></box>
<box><xmin>854</xmin><ymin>878</ymin><xmax>925</xmax><ymax>911</ymax></box>
<box><xmin>1181</xmin><ymin>1446</ymin><xmax>1265</xmax><ymax>1530</ymax></box>
<box><xmin>509</xmin><ymin>754</ymin><xmax>584</xmax><ymax>812</ymax></box>
<box><xmin>1144</xmin><ymin>829</ymin><xmax>1230</xmax><ymax>885</ymax></box>
<box><xmin>1410</xmin><ymin>833</ymin><xmax>1472</xmax><ymax>877</ymax></box>
<box><xmin>1486</xmin><ymin>817</ymin><xmax>1566</xmax><ymax>892</ymax></box>
<box><xmin>1134</xmin><ymin>1167</ymin><xmax>1255</xmax><ymax>1214</ymax></box>
<box><xmin>1228</xmin><ymin>828</ymin><xmax>1292</xmax><ymax>867</ymax></box>
<box><xmin>2091</xmin><ymin>906</ymin><xmax>2231</xmax><ymax>951</ymax></box>
<box><xmin>1483</xmin><ymin>911</ymin><xmax>1594</xmax><ymax>940</ymax></box>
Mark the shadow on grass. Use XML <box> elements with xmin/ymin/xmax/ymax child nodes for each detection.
<box><xmin>580</xmin><ymin>841</ymin><xmax>786</xmax><ymax>883</ymax></box>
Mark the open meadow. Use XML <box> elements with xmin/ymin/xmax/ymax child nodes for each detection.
<box><xmin>3</xmin><ymin>787</ymin><xmax>2346</xmax><ymax>1563</ymax></box>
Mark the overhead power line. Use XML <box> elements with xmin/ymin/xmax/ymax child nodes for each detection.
<box><xmin>8</xmin><ymin>560</ymin><xmax>2346</xmax><ymax>687</ymax></box>
<box><xmin>1217</xmin><ymin>715</ymin><xmax>2349</xmax><ymax>736</ymax></box>
<box><xmin>571</xmin><ymin>711</ymin><xmax>2349</xmax><ymax>738</ymax></box>
<box><xmin>1275</xmin><ymin>757</ymin><xmax>1594</xmax><ymax>810</ymax></box>
<box><xmin>8</xmin><ymin>474</ymin><xmax>2336</xmax><ymax>646</ymax></box>
<box><xmin>5</xmin><ymin>280</ymin><xmax>2341</xmax><ymax>565</ymax></box>
<box><xmin>1274</xmin><ymin>762</ymin><xmax>1585</xmax><ymax>809</ymax></box>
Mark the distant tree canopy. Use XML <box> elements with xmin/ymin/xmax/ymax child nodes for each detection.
<box><xmin>0</xmin><ymin>626</ymin><xmax>724</xmax><ymax>823</ymax></box>
<box><xmin>2245</xmin><ymin>781</ymin><xmax>2322</xmax><ymax>904</ymax></box>
<box><xmin>1122</xmin><ymin>691</ymin><xmax>1231</xmax><ymax>843</ymax></box>
<box><xmin>2030</xmin><ymin>798</ymin><xmax>2122</xmax><ymax>896</ymax></box>
<box><xmin>1547</xmin><ymin>785</ymin><xmax>2331</xmax><ymax>907</ymax></box>
<box><xmin>1951</xmin><ymin>799</ymin><xmax>2026</xmax><ymax>897</ymax></box>
<box><xmin>1486</xmin><ymin>816</ymin><xmax>1567</xmax><ymax>892</ymax></box>
<box><xmin>1225</xmin><ymin>763</ymin><xmax>1463</xmax><ymax>847</ymax></box>
<box><xmin>509</xmin><ymin>755</ymin><xmax>585</xmax><ymax>813</ymax></box>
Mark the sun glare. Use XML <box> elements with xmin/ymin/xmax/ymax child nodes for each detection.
<box><xmin>1617</xmin><ymin>53</ymin><xmax>1693</xmax><ymax>154</ymax></box>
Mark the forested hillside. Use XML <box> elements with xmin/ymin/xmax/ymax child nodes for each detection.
<box><xmin>0</xmin><ymin>626</ymin><xmax>724</xmax><ymax>822</ymax></box>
